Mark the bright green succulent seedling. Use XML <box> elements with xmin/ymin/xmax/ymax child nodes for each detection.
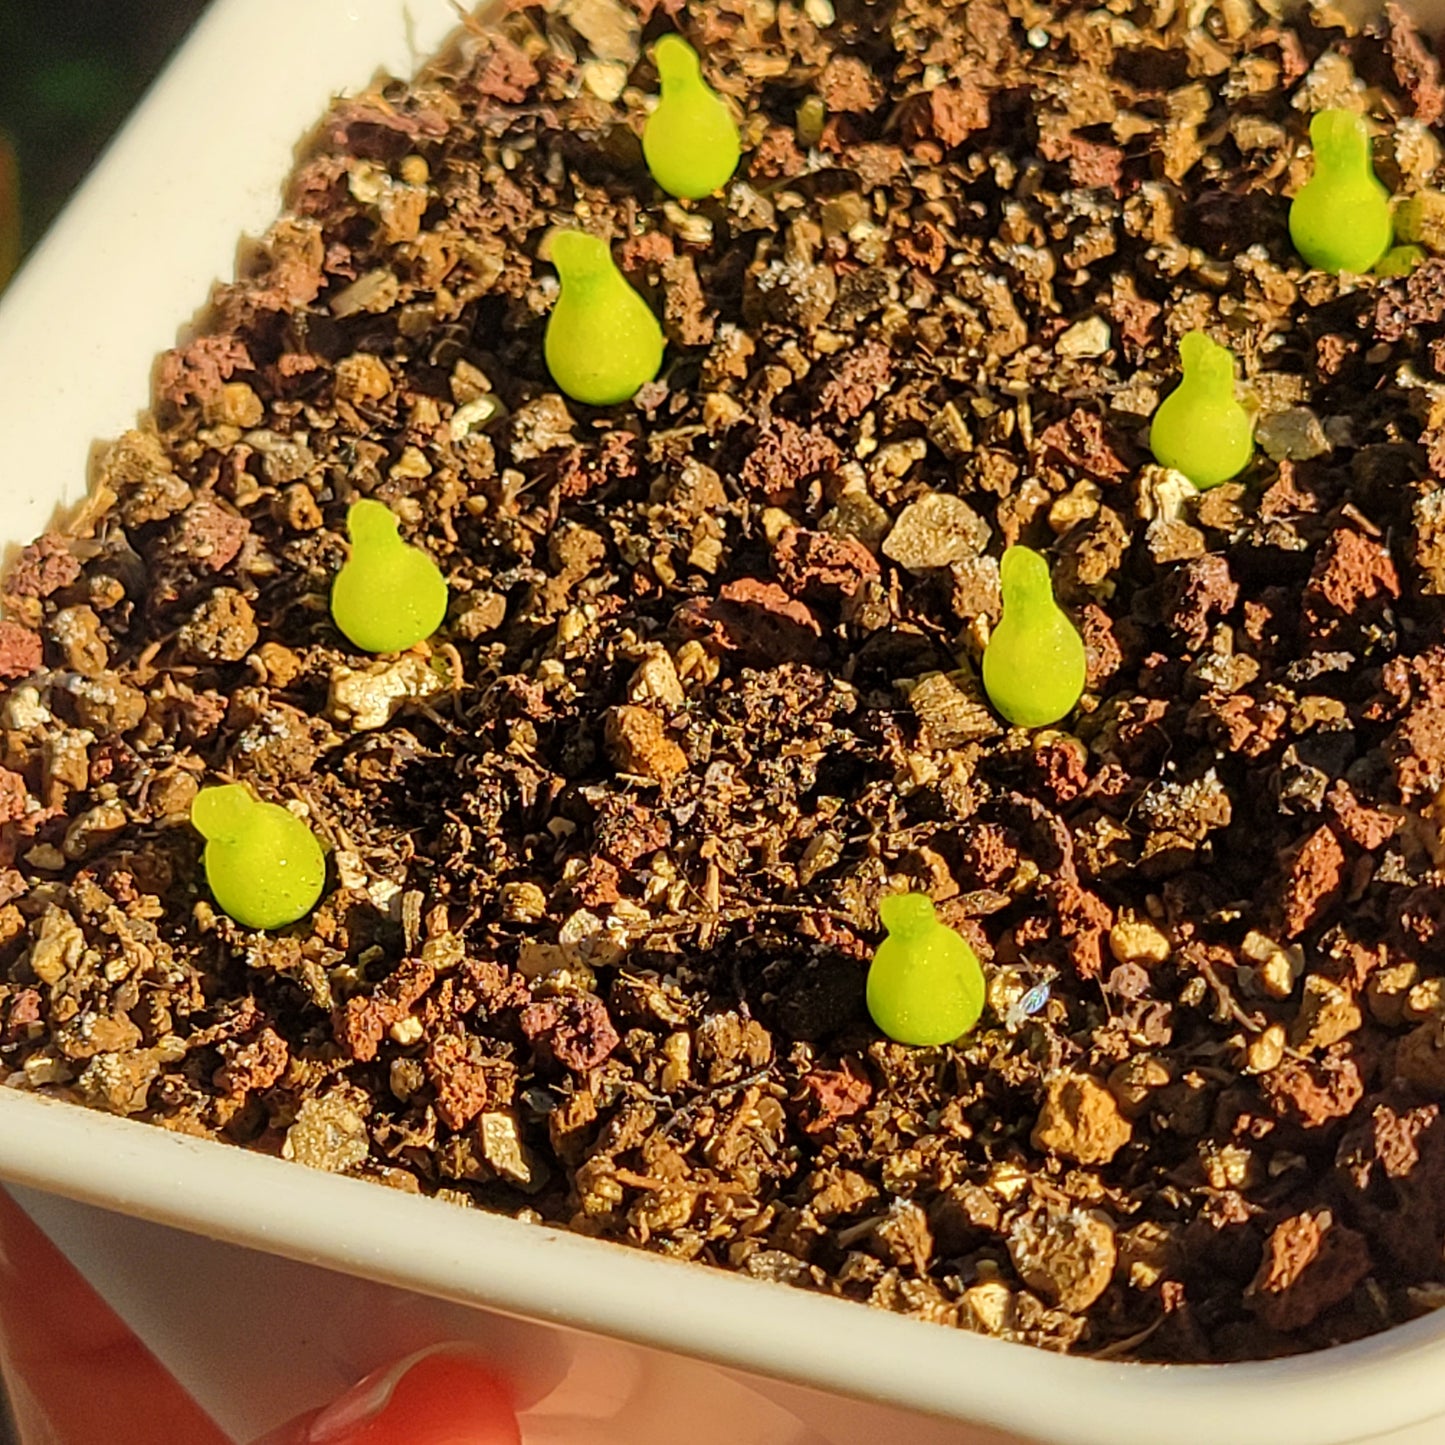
<box><xmin>1289</xmin><ymin>108</ymin><xmax>1393</xmax><ymax>275</ymax></box>
<box><xmin>866</xmin><ymin>892</ymin><xmax>986</xmax><ymax>1047</ymax></box>
<box><xmin>982</xmin><ymin>545</ymin><xmax>1087</xmax><ymax>729</ymax></box>
<box><xmin>192</xmin><ymin>784</ymin><xmax>326</xmax><ymax>930</ymax></box>
<box><xmin>642</xmin><ymin>34</ymin><xmax>741</xmax><ymax>200</ymax></box>
<box><xmin>330</xmin><ymin>499</ymin><xmax>449</xmax><ymax>654</ymax></box>
<box><xmin>544</xmin><ymin>232</ymin><xmax>665</xmax><ymax>406</ymax></box>
<box><xmin>1148</xmin><ymin>330</ymin><xmax>1254</xmax><ymax>490</ymax></box>
<box><xmin>1376</xmin><ymin>243</ymin><xmax>1425</xmax><ymax>278</ymax></box>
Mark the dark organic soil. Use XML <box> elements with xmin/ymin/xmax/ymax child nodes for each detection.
<box><xmin>4</xmin><ymin>0</ymin><xmax>1445</xmax><ymax>1364</ymax></box>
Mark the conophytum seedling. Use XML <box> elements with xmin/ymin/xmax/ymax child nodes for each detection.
<box><xmin>192</xmin><ymin>784</ymin><xmax>326</xmax><ymax>930</ymax></box>
<box><xmin>544</xmin><ymin>231</ymin><xmax>665</xmax><ymax>406</ymax></box>
<box><xmin>330</xmin><ymin>499</ymin><xmax>449</xmax><ymax>654</ymax></box>
<box><xmin>1375</xmin><ymin>244</ymin><xmax>1425</xmax><ymax>278</ymax></box>
<box><xmin>642</xmin><ymin>35</ymin><xmax>740</xmax><ymax>200</ymax></box>
<box><xmin>981</xmin><ymin>545</ymin><xmax>1087</xmax><ymax>729</ymax></box>
<box><xmin>866</xmin><ymin>892</ymin><xmax>986</xmax><ymax>1047</ymax></box>
<box><xmin>1289</xmin><ymin>108</ymin><xmax>1393</xmax><ymax>275</ymax></box>
<box><xmin>1148</xmin><ymin>330</ymin><xmax>1254</xmax><ymax>490</ymax></box>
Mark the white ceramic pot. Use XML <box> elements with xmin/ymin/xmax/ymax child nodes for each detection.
<box><xmin>3</xmin><ymin>3</ymin><xmax>1445</xmax><ymax>1442</ymax></box>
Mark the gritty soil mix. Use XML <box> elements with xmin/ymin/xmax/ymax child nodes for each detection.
<box><xmin>4</xmin><ymin>0</ymin><xmax>1445</xmax><ymax>1363</ymax></box>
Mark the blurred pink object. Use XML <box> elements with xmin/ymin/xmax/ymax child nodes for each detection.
<box><xmin>0</xmin><ymin>1188</ymin><xmax>229</xmax><ymax>1444</ymax></box>
<box><xmin>250</xmin><ymin>1347</ymin><xmax>521</xmax><ymax>1445</ymax></box>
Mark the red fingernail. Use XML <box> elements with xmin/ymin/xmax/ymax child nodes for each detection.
<box><xmin>303</xmin><ymin>1345</ymin><xmax>521</xmax><ymax>1445</ymax></box>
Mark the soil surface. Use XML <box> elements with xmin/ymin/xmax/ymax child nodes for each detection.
<box><xmin>4</xmin><ymin>0</ymin><xmax>1445</xmax><ymax>1363</ymax></box>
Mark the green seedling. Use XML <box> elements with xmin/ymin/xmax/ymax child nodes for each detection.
<box><xmin>1376</xmin><ymin>244</ymin><xmax>1426</xmax><ymax>278</ymax></box>
<box><xmin>982</xmin><ymin>545</ymin><xmax>1087</xmax><ymax>729</ymax></box>
<box><xmin>1289</xmin><ymin>108</ymin><xmax>1393</xmax><ymax>275</ymax></box>
<box><xmin>866</xmin><ymin>892</ymin><xmax>986</xmax><ymax>1047</ymax></box>
<box><xmin>330</xmin><ymin>499</ymin><xmax>448</xmax><ymax>654</ymax></box>
<box><xmin>1148</xmin><ymin>330</ymin><xmax>1254</xmax><ymax>490</ymax></box>
<box><xmin>642</xmin><ymin>35</ymin><xmax>740</xmax><ymax>200</ymax></box>
<box><xmin>544</xmin><ymin>231</ymin><xmax>665</xmax><ymax>406</ymax></box>
<box><xmin>192</xmin><ymin>784</ymin><xmax>325</xmax><ymax>931</ymax></box>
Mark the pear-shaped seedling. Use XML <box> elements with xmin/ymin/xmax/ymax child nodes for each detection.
<box><xmin>192</xmin><ymin>784</ymin><xmax>325</xmax><ymax>930</ymax></box>
<box><xmin>1148</xmin><ymin>330</ymin><xmax>1254</xmax><ymax>490</ymax></box>
<box><xmin>866</xmin><ymin>892</ymin><xmax>986</xmax><ymax>1047</ymax></box>
<box><xmin>642</xmin><ymin>35</ymin><xmax>741</xmax><ymax>201</ymax></box>
<box><xmin>544</xmin><ymin>232</ymin><xmax>665</xmax><ymax>407</ymax></box>
<box><xmin>982</xmin><ymin>545</ymin><xmax>1087</xmax><ymax>730</ymax></box>
<box><xmin>330</xmin><ymin>499</ymin><xmax>448</xmax><ymax>653</ymax></box>
<box><xmin>1289</xmin><ymin>109</ymin><xmax>1393</xmax><ymax>275</ymax></box>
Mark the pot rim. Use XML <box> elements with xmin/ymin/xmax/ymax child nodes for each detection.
<box><xmin>5</xmin><ymin>1088</ymin><xmax>1445</xmax><ymax>1445</ymax></box>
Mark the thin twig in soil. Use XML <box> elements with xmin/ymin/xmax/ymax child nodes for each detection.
<box><xmin>660</xmin><ymin>1067</ymin><xmax>775</xmax><ymax>1138</ymax></box>
<box><xmin>610</xmin><ymin>901</ymin><xmax>862</xmax><ymax>940</ymax></box>
<box><xmin>612</xmin><ymin>1167</ymin><xmax>755</xmax><ymax>1196</ymax></box>
<box><xmin>1088</xmin><ymin>1315</ymin><xmax>1166</xmax><ymax>1360</ymax></box>
<box><xmin>1192</xmin><ymin>951</ymin><xmax>1266</xmax><ymax>1035</ymax></box>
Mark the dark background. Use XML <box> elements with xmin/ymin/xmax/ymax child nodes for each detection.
<box><xmin>0</xmin><ymin>8</ymin><xmax>214</xmax><ymax>1434</ymax></box>
<box><xmin>0</xmin><ymin>0</ymin><xmax>212</xmax><ymax>267</ymax></box>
